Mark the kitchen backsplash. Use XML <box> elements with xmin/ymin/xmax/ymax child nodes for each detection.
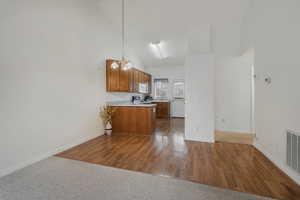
<box><xmin>106</xmin><ymin>92</ymin><xmax>143</xmax><ymax>102</ymax></box>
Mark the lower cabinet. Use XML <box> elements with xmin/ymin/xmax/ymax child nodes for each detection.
<box><xmin>111</xmin><ymin>106</ymin><xmax>156</xmax><ymax>135</ymax></box>
<box><xmin>153</xmin><ymin>102</ymin><xmax>170</xmax><ymax>118</ymax></box>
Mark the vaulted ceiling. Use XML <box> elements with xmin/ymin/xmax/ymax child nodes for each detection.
<box><xmin>96</xmin><ymin>0</ymin><xmax>250</xmax><ymax>67</ymax></box>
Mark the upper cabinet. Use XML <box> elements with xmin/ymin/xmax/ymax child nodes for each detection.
<box><xmin>106</xmin><ymin>59</ymin><xmax>152</xmax><ymax>94</ymax></box>
<box><xmin>133</xmin><ymin>69</ymin><xmax>139</xmax><ymax>92</ymax></box>
<box><xmin>119</xmin><ymin>67</ymin><xmax>131</xmax><ymax>92</ymax></box>
<box><xmin>106</xmin><ymin>60</ymin><xmax>120</xmax><ymax>92</ymax></box>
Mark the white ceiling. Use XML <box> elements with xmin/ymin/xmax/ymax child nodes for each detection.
<box><xmin>96</xmin><ymin>0</ymin><xmax>250</xmax><ymax>68</ymax></box>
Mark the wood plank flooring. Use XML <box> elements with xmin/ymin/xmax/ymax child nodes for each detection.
<box><xmin>215</xmin><ymin>130</ymin><xmax>255</xmax><ymax>145</ymax></box>
<box><xmin>57</xmin><ymin>118</ymin><xmax>300</xmax><ymax>200</ymax></box>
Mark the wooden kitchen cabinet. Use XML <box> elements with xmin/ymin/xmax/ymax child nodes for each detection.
<box><xmin>131</xmin><ymin>69</ymin><xmax>151</xmax><ymax>94</ymax></box>
<box><xmin>111</xmin><ymin>106</ymin><xmax>156</xmax><ymax>135</ymax></box>
<box><xmin>106</xmin><ymin>59</ymin><xmax>152</xmax><ymax>93</ymax></box>
<box><xmin>133</xmin><ymin>69</ymin><xmax>139</xmax><ymax>92</ymax></box>
<box><xmin>138</xmin><ymin>70</ymin><xmax>143</xmax><ymax>85</ymax></box>
<box><xmin>145</xmin><ymin>73</ymin><xmax>151</xmax><ymax>94</ymax></box>
<box><xmin>143</xmin><ymin>73</ymin><xmax>147</xmax><ymax>85</ymax></box>
<box><xmin>106</xmin><ymin>60</ymin><xmax>120</xmax><ymax>92</ymax></box>
<box><xmin>135</xmin><ymin>107</ymin><xmax>156</xmax><ymax>135</ymax></box>
<box><xmin>149</xmin><ymin>75</ymin><xmax>152</xmax><ymax>94</ymax></box>
<box><xmin>129</xmin><ymin>69</ymin><xmax>135</xmax><ymax>92</ymax></box>
<box><xmin>119</xmin><ymin>67</ymin><xmax>131</xmax><ymax>92</ymax></box>
<box><xmin>110</xmin><ymin>106</ymin><xmax>137</xmax><ymax>133</ymax></box>
<box><xmin>106</xmin><ymin>59</ymin><xmax>132</xmax><ymax>92</ymax></box>
<box><xmin>153</xmin><ymin>102</ymin><xmax>170</xmax><ymax>118</ymax></box>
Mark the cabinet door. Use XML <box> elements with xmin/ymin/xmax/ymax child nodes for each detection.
<box><xmin>148</xmin><ymin>74</ymin><xmax>152</xmax><ymax>94</ymax></box>
<box><xmin>106</xmin><ymin>60</ymin><xmax>120</xmax><ymax>92</ymax></box>
<box><xmin>160</xmin><ymin>102</ymin><xmax>170</xmax><ymax>118</ymax></box>
<box><xmin>144</xmin><ymin>73</ymin><xmax>148</xmax><ymax>84</ymax></box>
<box><xmin>135</xmin><ymin>107</ymin><xmax>152</xmax><ymax>135</ymax></box>
<box><xmin>138</xmin><ymin>71</ymin><xmax>143</xmax><ymax>85</ymax></box>
<box><xmin>133</xmin><ymin>69</ymin><xmax>139</xmax><ymax>92</ymax></box>
<box><xmin>128</xmin><ymin>69</ymin><xmax>135</xmax><ymax>92</ymax></box>
<box><xmin>137</xmin><ymin>70</ymin><xmax>143</xmax><ymax>93</ymax></box>
<box><xmin>151</xmin><ymin>107</ymin><xmax>156</xmax><ymax>132</ymax></box>
<box><xmin>155</xmin><ymin>102</ymin><xmax>170</xmax><ymax>118</ymax></box>
<box><xmin>144</xmin><ymin>73</ymin><xmax>151</xmax><ymax>94</ymax></box>
<box><xmin>154</xmin><ymin>102</ymin><xmax>161</xmax><ymax>118</ymax></box>
<box><xmin>138</xmin><ymin>71</ymin><xmax>148</xmax><ymax>94</ymax></box>
<box><xmin>119</xmin><ymin>68</ymin><xmax>130</xmax><ymax>92</ymax></box>
<box><xmin>112</xmin><ymin>107</ymin><xmax>136</xmax><ymax>135</ymax></box>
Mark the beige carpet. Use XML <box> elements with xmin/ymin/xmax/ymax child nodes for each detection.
<box><xmin>0</xmin><ymin>157</ymin><xmax>272</xmax><ymax>200</ymax></box>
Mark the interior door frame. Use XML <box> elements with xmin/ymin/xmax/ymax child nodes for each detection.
<box><xmin>171</xmin><ymin>79</ymin><xmax>185</xmax><ymax>118</ymax></box>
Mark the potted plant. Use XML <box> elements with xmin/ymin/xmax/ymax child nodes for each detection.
<box><xmin>99</xmin><ymin>106</ymin><xmax>115</xmax><ymax>135</ymax></box>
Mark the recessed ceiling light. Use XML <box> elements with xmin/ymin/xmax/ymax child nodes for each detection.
<box><xmin>150</xmin><ymin>41</ymin><xmax>168</xmax><ymax>59</ymax></box>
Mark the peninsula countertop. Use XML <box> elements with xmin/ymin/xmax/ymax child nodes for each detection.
<box><xmin>151</xmin><ymin>99</ymin><xmax>170</xmax><ymax>103</ymax></box>
<box><xmin>106</xmin><ymin>101</ymin><xmax>157</xmax><ymax>107</ymax></box>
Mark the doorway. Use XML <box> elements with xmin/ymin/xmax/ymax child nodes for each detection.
<box><xmin>171</xmin><ymin>79</ymin><xmax>185</xmax><ymax>118</ymax></box>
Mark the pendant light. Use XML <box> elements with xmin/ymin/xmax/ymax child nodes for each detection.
<box><xmin>111</xmin><ymin>62</ymin><xmax>119</xmax><ymax>69</ymax></box>
<box><xmin>111</xmin><ymin>0</ymin><xmax>132</xmax><ymax>70</ymax></box>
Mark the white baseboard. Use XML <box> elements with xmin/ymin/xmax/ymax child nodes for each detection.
<box><xmin>185</xmin><ymin>137</ymin><xmax>215</xmax><ymax>143</ymax></box>
<box><xmin>254</xmin><ymin>141</ymin><xmax>300</xmax><ymax>185</ymax></box>
<box><xmin>215</xmin><ymin>129</ymin><xmax>254</xmax><ymax>134</ymax></box>
<box><xmin>0</xmin><ymin>133</ymin><xmax>103</xmax><ymax>178</ymax></box>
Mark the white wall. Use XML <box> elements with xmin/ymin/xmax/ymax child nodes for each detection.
<box><xmin>185</xmin><ymin>54</ymin><xmax>215</xmax><ymax>142</ymax></box>
<box><xmin>215</xmin><ymin>55</ymin><xmax>252</xmax><ymax>133</ymax></box>
<box><xmin>0</xmin><ymin>0</ymin><xmax>141</xmax><ymax>177</ymax></box>
<box><xmin>241</xmin><ymin>0</ymin><xmax>300</xmax><ymax>184</ymax></box>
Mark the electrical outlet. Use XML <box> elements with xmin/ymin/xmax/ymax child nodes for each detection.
<box><xmin>264</xmin><ymin>76</ymin><xmax>272</xmax><ymax>84</ymax></box>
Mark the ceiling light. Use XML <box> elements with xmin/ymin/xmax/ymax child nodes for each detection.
<box><xmin>150</xmin><ymin>41</ymin><xmax>168</xmax><ymax>59</ymax></box>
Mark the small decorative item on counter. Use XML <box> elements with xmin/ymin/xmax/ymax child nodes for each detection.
<box><xmin>144</xmin><ymin>95</ymin><xmax>153</xmax><ymax>102</ymax></box>
<box><xmin>131</xmin><ymin>95</ymin><xmax>141</xmax><ymax>104</ymax></box>
<box><xmin>99</xmin><ymin>106</ymin><xmax>116</xmax><ymax>135</ymax></box>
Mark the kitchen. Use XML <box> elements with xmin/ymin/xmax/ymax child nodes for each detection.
<box><xmin>106</xmin><ymin>59</ymin><xmax>185</xmax><ymax>135</ymax></box>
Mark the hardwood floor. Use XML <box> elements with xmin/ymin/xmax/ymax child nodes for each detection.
<box><xmin>215</xmin><ymin>130</ymin><xmax>255</xmax><ymax>145</ymax></box>
<box><xmin>57</xmin><ymin>118</ymin><xmax>300</xmax><ymax>200</ymax></box>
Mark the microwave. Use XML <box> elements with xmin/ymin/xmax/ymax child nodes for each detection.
<box><xmin>139</xmin><ymin>83</ymin><xmax>147</xmax><ymax>93</ymax></box>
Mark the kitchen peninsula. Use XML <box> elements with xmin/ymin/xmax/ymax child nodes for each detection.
<box><xmin>108</xmin><ymin>102</ymin><xmax>156</xmax><ymax>135</ymax></box>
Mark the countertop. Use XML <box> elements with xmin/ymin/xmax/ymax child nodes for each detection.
<box><xmin>106</xmin><ymin>101</ymin><xmax>157</xmax><ymax>107</ymax></box>
<box><xmin>151</xmin><ymin>99</ymin><xmax>170</xmax><ymax>102</ymax></box>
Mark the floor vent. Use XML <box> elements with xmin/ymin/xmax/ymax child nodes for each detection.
<box><xmin>287</xmin><ymin>130</ymin><xmax>300</xmax><ymax>173</ymax></box>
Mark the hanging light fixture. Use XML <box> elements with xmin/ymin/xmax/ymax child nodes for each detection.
<box><xmin>150</xmin><ymin>41</ymin><xmax>168</xmax><ymax>59</ymax></box>
<box><xmin>111</xmin><ymin>61</ymin><xmax>119</xmax><ymax>69</ymax></box>
<box><xmin>110</xmin><ymin>0</ymin><xmax>132</xmax><ymax>70</ymax></box>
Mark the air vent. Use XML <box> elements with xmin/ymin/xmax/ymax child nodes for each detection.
<box><xmin>287</xmin><ymin>130</ymin><xmax>300</xmax><ymax>173</ymax></box>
